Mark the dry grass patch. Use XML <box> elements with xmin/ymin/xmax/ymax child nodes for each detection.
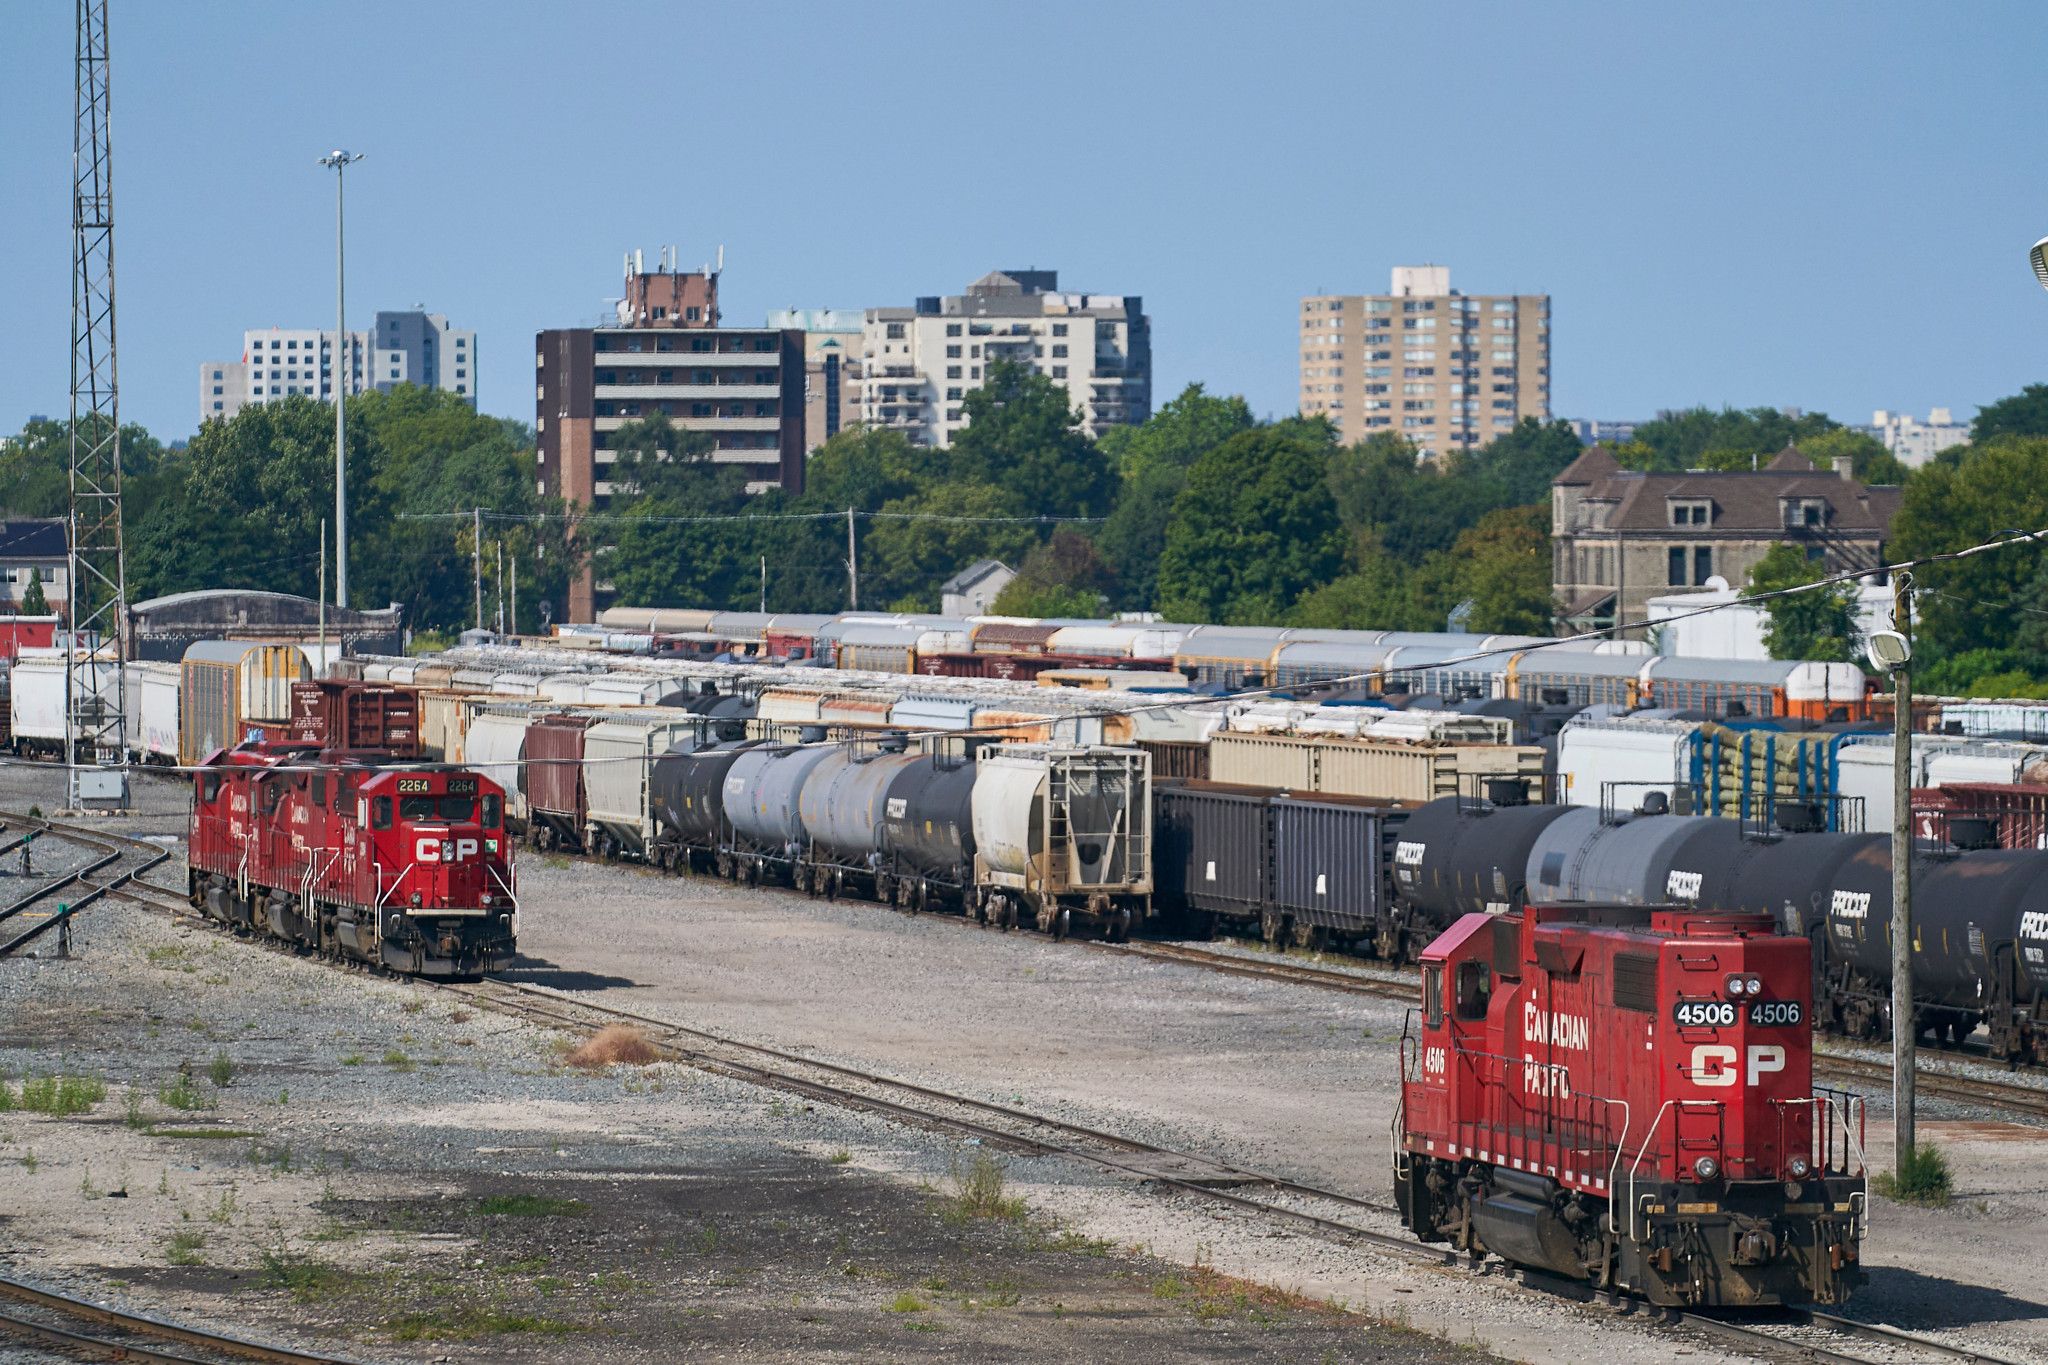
<box><xmin>564</xmin><ymin>1025</ymin><xmax>661</xmax><ymax>1069</ymax></box>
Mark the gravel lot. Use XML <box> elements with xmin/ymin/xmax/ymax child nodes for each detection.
<box><xmin>7</xmin><ymin>760</ymin><xmax>2048</xmax><ymax>1362</ymax></box>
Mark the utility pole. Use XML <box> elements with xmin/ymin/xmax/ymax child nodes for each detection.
<box><xmin>472</xmin><ymin>506</ymin><xmax>484</xmax><ymax>634</ymax></box>
<box><xmin>759</xmin><ymin>555</ymin><xmax>767</xmax><ymax>613</ymax></box>
<box><xmin>318</xmin><ymin>517</ymin><xmax>327</xmax><ymax>667</ymax></box>
<box><xmin>846</xmin><ymin>507</ymin><xmax>858</xmax><ymax>611</ymax></box>
<box><xmin>510</xmin><ymin>552</ymin><xmax>518</xmax><ymax>638</ymax></box>
<box><xmin>317</xmin><ymin>150</ymin><xmax>362</xmax><ymax>607</ymax></box>
<box><xmin>65</xmin><ymin>0</ymin><xmax>129</xmax><ymax>810</ymax></box>
<box><xmin>1890</xmin><ymin>570</ymin><xmax>1916</xmax><ymax>1170</ymax></box>
<box><xmin>496</xmin><ymin>540</ymin><xmax>506</xmax><ymax>635</ymax></box>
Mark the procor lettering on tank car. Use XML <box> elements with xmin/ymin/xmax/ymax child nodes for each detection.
<box><xmin>1387</xmin><ymin>787</ymin><xmax>2048</xmax><ymax>1065</ymax></box>
<box><xmin>187</xmin><ymin>743</ymin><xmax>517</xmax><ymax>978</ymax></box>
<box><xmin>1395</xmin><ymin>903</ymin><xmax>1867</xmax><ymax>1308</ymax></box>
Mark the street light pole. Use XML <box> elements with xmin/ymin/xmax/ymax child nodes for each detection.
<box><xmin>318</xmin><ymin>149</ymin><xmax>363</xmax><ymax>609</ymax></box>
<box><xmin>1888</xmin><ymin>570</ymin><xmax>1916</xmax><ymax>1173</ymax></box>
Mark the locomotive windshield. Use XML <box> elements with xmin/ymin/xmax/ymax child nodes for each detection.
<box><xmin>401</xmin><ymin>795</ymin><xmax>474</xmax><ymax>823</ymax></box>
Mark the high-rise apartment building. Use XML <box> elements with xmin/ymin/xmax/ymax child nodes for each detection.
<box><xmin>766</xmin><ymin>309</ymin><xmax>863</xmax><ymax>453</ymax></box>
<box><xmin>1299</xmin><ymin>266</ymin><xmax>1549</xmax><ymax>457</ymax></box>
<box><xmin>537</xmin><ymin>252</ymin><xmax>807</xmax><ymax>621</ymax></box>
<box><xmin>1861</xmin><ymin>407</ymin><xmax>1969</xmax><ymax>468</ymax></box>
<box><xmin>861</xmin><ymin>270</ymin><xmax>1150</xmax><ymax>448</ymax></box>
<box><xmin>198</xmin><ymin>309</ymin><xmax>476</xmax><ymax>423</ymax></box>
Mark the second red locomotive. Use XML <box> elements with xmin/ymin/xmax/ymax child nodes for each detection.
<box><xmin>1395</xmin><ymin>903</ymin><xmax>1866</xmax><ymax>1307</ymax></box>
<box><xmin>188</xmin><ymin>741</ymin><xmax>517</xmax><ymax>978</ymax></box>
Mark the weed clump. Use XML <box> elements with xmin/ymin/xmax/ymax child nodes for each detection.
<box><xmin>477</xmin><ymin>1194</ymin><xmax>586</xmax><ymax>1218</ymax></box>
<box><xmin>208</xmin><ymin>1051</ymin><xmax>236</xmax><ymax>1088</ymax></box>
<box><xmin>564</xmin><ymin>1024</ymin><xmax>660</xmax><ymax>1069</ymax></box>
<box><xmin>159</xmin><ymin>1065</ymin><xmax>209</xmax><ymax>1112</ymax></box>
<box><xmin>1876</xmin><ymin>1144</ymin><xmax>1953</xmax><ymax>1206</ymax></box>
<box><xmin>19</xmin><ymin>1073</ymin><xmax>106</xmax><ymax>1116</ymax></box>
<box><xmin>943</xmin><ymin>1151</ymin><xmax>1027</xmax><ymax>1224</ymax></box>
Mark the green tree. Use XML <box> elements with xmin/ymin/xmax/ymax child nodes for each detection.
<box><xmin>1157</xmin><ymin>422</ymin><xmax>1345</xmax><ymax>624</ymax></box>
<box><xmin>1745</xmin><ymin>542</ymin><xmax>1860</xmax><ymax>662</ymax></box>
<box><xmin>989</xmin><ymin>528</ymin><xmax>1118</xmax><ymax>617</ymax></box>
<box><xmin>1325</xmin><ymin>431</ymin><xmax>1502</xmax><ymax>564</ymax></box>
<box><xmin>602</xmin><ymin>414</ymin><xmax>758</xmax><ymax>609</ymax></box>
<box><xmin>1094</xmin><ymin>385</ymin><xmax>1256</xmax><ymax>608</ymax></box>
<box><xmin>1971</xmin><ymin>385</ymin><xmax>2048</xmax><ymax>443</ymax></box>
<box><xmin>861</xmin><ymin>482</ymin><xmax>1038</xmax><ymax>612</ymax></box>
<box><xmin>349</xmin><ymin>386</ymin><xmax>576</xmax><ymax>632</ymax></box>
<box><xmin>1449</xmin><ymin>505</ymin><xmax>1554</xmax><ymax>634</ymax></box>
<box><xmin>0</xmin><ymin>415</ymin><xmax>171</xmax><ymax>520</ymax></box>
<box><xmin>938</xmin><ymin>360</ymin><xmax>1115</xmax><ymax>519</ymax></box>
<box><xmin>1622</xmin><ymin>406</ymin><xmax>1841</xmax><ymax>472</ymax></box>
<box><xmin>19</xmin><ymin>572</ymin><xmax>50</xmax><ymax>618</ymax></box>
<box><xmin>1795</xmin><ymin>426</ymin><xmax>1909</xmax><ymax>485</ymax></box>
<box><xmin>799</xmin><ymin>426</ymin><xmax>918</xmax><ymax>512</ymax></box>
<box><xmin>1889</xmin><ymin>436</ymin><xmax>2048</xmax><ymax>659</ymax></box>
<box><xmin>1464</xmin><ymin>418</ymin><xmax>1589</xmax><ymax>506</ymax></box>
<box><xmin>1289</xmin><ymin>550</ymin><xmax>1439</xmax><ymax>631</ymax></box>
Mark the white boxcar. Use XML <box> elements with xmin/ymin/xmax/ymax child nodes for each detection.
<box><xmin>122</xmin><ymin>661</ymin><xmax>181</xmax><ymax>763</ymax></box>
<box><xmin>583</xmin><ymin>708</ymin><xmax>706</xmax><ymax>856</ymax></box>
<box><xmin>7</xmin><ymin>655</ymin><xmax>75</xmax><ymax>753</ymax></box>
<box><xmin>1554</xmin><ymin>717</ymin><xmax>1700</xmax><ymax>810</ymax></box>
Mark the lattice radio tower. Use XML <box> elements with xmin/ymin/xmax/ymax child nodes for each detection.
<box><xmin>64</xmin><ymin>0</ymin><xmax>130</xmax><ymax>809</ymax></box>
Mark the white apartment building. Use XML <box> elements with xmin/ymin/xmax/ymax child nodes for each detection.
<box><xmin>1861</xmin><ymin>407</ymin><xmax>1969</xmax><ymax>468</ymax></box>
<box><xmin>861</xmin><ymin>270</ymin><xmax>1150</xmax><ymax>447</ymax></box>
<box><xmin>199</xmin><ymin>310</ymin><xmax>476</xmax><ymax>423</ymax></box>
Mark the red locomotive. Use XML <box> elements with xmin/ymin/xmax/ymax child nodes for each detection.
<box><xmin>188</xmin><ymin>740</ymin><xmax>517</xmax><ymax>978</ymax></box>
<box><xmin>1395</xmin><ymin>904</ymin><xmax>1866</xmax><ymax>1307</ymax></box>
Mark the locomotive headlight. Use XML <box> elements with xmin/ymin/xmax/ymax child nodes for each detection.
<box><xmin>1725</xmin><ymin>974</ymin><xmax>1749</xmax><ymax>996</ymax></box>
<box><xmin>1743</xmin><ymin>975</ymin><xmax>1763</xmax><ymax>996</ymax></box>
<box><xmin>1693</xmin><ymin>1156</ymin><xmax>1720</xmax><ymax>1181</ymax></box>
<box><xmin>409</xmin><ymin>892</ymin><xmax>422</xmax><ymax>907</ymax></box>
<box><xmin>441</xmin><ymin>840</ymin><xmax>456</xmax><ymax>861</ymax></box>
<box><xmin>1787</xmin><ymin>1155</ymin><xmax>1812</xmax><ymax>1180</ymax></box>
<box><xmin>481</xmin><ymin>893</ymin><xmax>493</xmax><ymax>907</ymax></box>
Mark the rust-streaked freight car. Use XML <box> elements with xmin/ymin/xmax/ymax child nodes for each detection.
<box><xmin>287</xmin><ymin>680</ymin><xmax>421</xmax><ymax>754</ymax></box>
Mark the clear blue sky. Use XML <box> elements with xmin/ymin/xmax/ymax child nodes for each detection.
<box><xmin>3</xmin><ymin>1</ymin><xmax>2045</xmax><ymax>443</ymax></box>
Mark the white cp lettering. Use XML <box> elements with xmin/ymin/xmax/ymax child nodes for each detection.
<box><xmin>415</xmin><ymin>837</ymin><xmax>479</xmax><ymax>863</ymax></box>
<box><xmin>1691</xmin><ymin>1043</ymin><xmax>1787</xmax><ymax>1088</ymax></box>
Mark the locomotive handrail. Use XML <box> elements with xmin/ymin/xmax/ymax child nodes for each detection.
<box><xmin>1625</xmin><ymin>1098</ymin><xmax>1727</xmax><ymax>1241</ymax></box>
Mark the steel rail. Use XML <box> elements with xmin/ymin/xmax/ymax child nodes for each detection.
<box><xmin>0</xmin><ymin>1273</ymin><xmax>360</xmax><ymax>1363</ymax></box>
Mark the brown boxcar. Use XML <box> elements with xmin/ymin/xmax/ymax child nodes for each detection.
<box><xmin>524</xmin><ymin>714</ymin><xmax>592</xmax><ymax>850</ymax></box>
<box><xmin>287</xmin><ymin>680</ymin><xmax>422</xmax><ymax>754</ymax></box>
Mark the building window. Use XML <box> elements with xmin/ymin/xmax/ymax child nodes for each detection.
<box><xmin>1667</xmin><ymin>547</ymin><xmax>1687</xmax><ymax>586</ymax></box>
<box><xmin>1052</xmin><ymin>366</ymin><xmax>1067</xmax><ymax>378</ymax></box>
<box><xmin>1051</xmin><ymin>344</ymin><xmax>1067</xmax><ymax>358</ymax></box>
<box><xmin>946</xmin><ymin>387</ymin><xmax>963</xmax><ymax>400</ymax></box>
<box><xmin>886</xmin><ymin>323</ymin><xmax>906</xmax><ymax>339</ymax></box>
<box><xmin>945</xmin><ymin>324</ymin><xmax>961</xmax><ymax>337</ymax></box>
<box><xmin>1693</xmin><ymin>547</ymin><xmax>1713</xmax><ymax>585</ymax></box>
<box><xmin>946</xmin><ymin>345</ymin><xmax>961</xmax><ymax>358</ymax></box>
<box><xmin>945</xmin><ymin>366</ymin><xmax>961</xmax><ymax>379</ymax></box>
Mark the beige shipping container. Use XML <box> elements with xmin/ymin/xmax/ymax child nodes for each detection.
<box><xmin>178</xmin><ymin>642</ymin><xmax>310</xmax><ymax>765</ymax></box>
<box><xmin>1207</xmin><ymin>732</ymin><xmax>1318</xmax><ymax>791</ymax></box>
<box><xmin>1207</xmin><ymin>730</ymin><xmax>1545</xmax><ymax>803</ymax></box>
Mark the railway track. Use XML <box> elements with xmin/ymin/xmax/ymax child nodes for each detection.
<box><xmin>0</xmin><ymin>1272</ymin><xmax>357</xmax><ymax>1363</ymax></box>
<box><xmin>11</xmin><ymin>811</ymin><xmax>2043</xmax><ymax>1364</ymax></box>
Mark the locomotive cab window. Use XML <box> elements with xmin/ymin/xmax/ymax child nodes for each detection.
<box><xmin>199</xmin><ymin>774</ymin><xmax>220</xmax><ymax>804</ymax></box>
<box><xmin>401</xmin><ymin>796</ymin><xmax>438</xmax><ymax>822</ymax></box>
<box><xmin>439</xmin><ymin>797</ymin><xmax>474</xmax><ymax>824</ymax></box>
<box><xmin>371</xmin><ymin>796</ymin><xmax>393</xmax><ymax>829</ymax></box>
<box><xmin>1423</xmin><ymin>963</ymin><xmax>1444</xmax><ymax>1027</ymax></box>
<box><xmin>481</xmin><ymin>794</ymin><xmax>502</xmax><ymax>829</ymax></box>
<box><xmin>311</xmin><ymin>776</ymin><xmax>327</xmax><ymax>808</ymax></box>
<box><xmin>1454</xmin><ymin>959</ymin><xmax>1491</xmax><ymax>1021</ymax></box>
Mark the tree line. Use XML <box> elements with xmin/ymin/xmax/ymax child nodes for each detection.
<box><xmin>8</xmin><ymin>375</ymin><xmax>2048</xmax><ymax>695</ymax></box>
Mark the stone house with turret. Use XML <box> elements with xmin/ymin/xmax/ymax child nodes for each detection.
<box><xmin>1551</xmin><ymin>444</ymin><xmax>1899</xmax><ymax>638</ymax></box>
